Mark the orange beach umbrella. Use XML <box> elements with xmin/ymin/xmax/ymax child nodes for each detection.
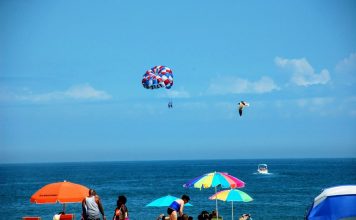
<box><xmin>30</xmin><ymin>180</ymin><xmax>89</xmax><ymax>212</ymax></box>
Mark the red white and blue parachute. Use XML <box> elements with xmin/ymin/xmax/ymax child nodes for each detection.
<box><xmin>142</xmin><ymin>66</ymin><xmax>173</xmax><ymax>89</ymax></box>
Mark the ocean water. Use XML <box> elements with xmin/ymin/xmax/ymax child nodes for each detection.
<box><xmin>0</xmin><ymin>159</ymin><xmax>355</xmax><ymax>220</ymax></box>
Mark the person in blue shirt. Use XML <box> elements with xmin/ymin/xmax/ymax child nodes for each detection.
<box><xmin>167</xmin><ymin>195</ymin><xmax>190</xmax><ymax>220</ymax></box>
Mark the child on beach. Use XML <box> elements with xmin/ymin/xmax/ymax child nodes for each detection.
<box><xmin>112</xmin><ymin>195</ymin><xmax>129</xmax><ymax>220</ymax></box>
<box><xmin>167</xmin><ymin>194</ymin><xmax>190</xmax><ymax>220</ymax></box>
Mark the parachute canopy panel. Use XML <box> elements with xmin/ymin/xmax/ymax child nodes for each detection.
<box><xmin>142</xmin><ymin>66</ymin><xmax>173</xmax><ymax>90</ymax></box>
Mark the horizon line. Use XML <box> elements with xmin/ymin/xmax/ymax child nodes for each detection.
<box><xmin>1</xmin><ymin>157</ymin><xmax>355</xmax><ymax>165</ymax></box>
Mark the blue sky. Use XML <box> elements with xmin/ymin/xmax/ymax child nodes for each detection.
<box><xmin>1</xmin><ymin>0</ymin><xmax>355</xmax><ymax>163</ymax></box>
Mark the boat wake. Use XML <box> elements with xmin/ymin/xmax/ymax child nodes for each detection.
<box><xmin>253</xmin><ymin>172</ymin><xmax>273</xmax><ymax>175</ymax></box>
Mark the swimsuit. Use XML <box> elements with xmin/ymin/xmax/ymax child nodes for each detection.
<box><xmin>167</xmin><ymin>201</ymin><xmax>181</xmax><ymax>215</ymax></box>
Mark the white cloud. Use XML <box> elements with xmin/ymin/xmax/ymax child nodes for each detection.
<box><xmin>158</xmin><ymin>87</ymin><xmax>190</xmax><ymax>98</ymax></box>
<box><xmin>296</xmin><ymin>96</ymin><xmax>356</xmax><ymax>117</ymax></box>
<box><xmin>1</xmin><ymin>84</ymin><xmax>111</xmax><ymax>102</ymax></box>
<box><xmin>272</xmin><ymin>96</ymin><xmax>356</xmax><ymax>117</ymax></box>
<box><xmin>208</xmin><ymin>76</ymin><xmax>279</xmax><ymax>94</ymax></box>
<box><xmin>268</xmin><ymin>97</ymin><xmax>336</xmax><ymax>117</ymax></box>
<box><xmin>275</xmin><ymin>57</ymin><xmax>330</xmax><ymax>86</ymax></box>
<box><xmin>335</xmin><ymin>53</ymin><xmax>356</xmax><ymax>74</ymax></box>
<box><xmin>335</xmin><ymin>53</ymin><xmax>356</xmax><ymax>85</ymax></box>
<box><xmin>64</xmin><ymin>84</ymin><xmax>111</xmax><ymax>100</ymax></box>
<box><xmin>296</xmin><ymin>97</ymin><xmax>334</xmax><ymax>109</ymax></box>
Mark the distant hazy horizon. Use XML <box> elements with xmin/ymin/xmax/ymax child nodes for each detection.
<box><xmin>1</xmin><ymin>157</ymin><xmax>355</xmax><ymax>165</ymax></box>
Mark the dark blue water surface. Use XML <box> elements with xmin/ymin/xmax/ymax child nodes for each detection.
<box><xmin>0</xmin><ymin>159</ymin><xmax>355</xmax><ymax>220</ymax></box>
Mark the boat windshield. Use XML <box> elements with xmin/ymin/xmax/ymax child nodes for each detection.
<box><xmin>258</xmin><ymin>164</ymin><xmax>268</xmax><ymax>169</ymax></box>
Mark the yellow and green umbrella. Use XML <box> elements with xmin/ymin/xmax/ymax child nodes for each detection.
<box><xmin>209</xmin><ymin>189</ymin><xmax>253</xmax><ymax>220</ymax></box>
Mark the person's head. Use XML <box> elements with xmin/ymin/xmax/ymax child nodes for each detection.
<box><xmin>89</xmin><ymin>189</ymin><xmax>96</xmax><ymax>196</ymax></box>
<box><xmin>181</xmin><ymin>214</ymin><xmax>189</xmax><ymax>220</ymax></box>
<box><xmin>211</xmin><ymin>210</ymin><xmax>217</xmax><ymax>217</ymax></box>
<box><xmin>181</xmin><ymin>194</ymin><xmax>190</xmax><ymax>203</ymax></box>
<box><xmin>117</xmin><ymin>195</ymin><xmax>127</xmax><ymax>207</ymax></box>
<box><xmin>242</xmin><ymin>214</ymin><xmax>251</xmax><ymax>219</ymax></box>
<box><xmin>201</xmin><ymin>210</ymin><xmax>209</xmax><ymax>216</ymax></box>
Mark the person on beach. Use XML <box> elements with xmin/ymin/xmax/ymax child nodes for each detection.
<box><xmin>167</xmin><ymin>194</ymin><xmax>190</xmax><ymax>220</ymax></box>
<box><xmin>180</xmin><ymin>214</ymin><xmax>193</xmax><ymax>220</ymax></box>
<box><xmin>239</xmin><ymin>213</ymin><xmax>251</xmax><ymax>220</ymax></box>
<box><xmin>197</xmin><ymin>210</ymin><xmax>209</xmax><ymax>220</ymax></box>
<box><xmin>209</xmin><ymin>210</ymin><xmax>216</xmax><ymax>219</ymax></box>
<box><xmin>53</xmin><ymin>212</ymin><xmax>64</xmax><ymax>220</ymax></box>
<box><xmin>112</xmin><ymin>195</ymin><xmax>129</xmax><ymax>220</ymax></box>
<box><xmin>209</xmin><ymin>210</ymin><xmax>223</xmax><ymax>220</ymax></box>
<box><xmin>178</xmin><ymin>214</ymin><xmax>189</xmax><ymax>220</ymax></box>
<box><xmin>157</xmin><ymin>214</ymin><xmax>170</xmax><ymax>220</ymax></box>
<box><xmin>82</xmin><ymin>189</ymin><xmax>106</xmax><ymax>220</ymax></box>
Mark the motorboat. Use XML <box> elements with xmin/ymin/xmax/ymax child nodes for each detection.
<box><xmin>257</xmin><ymin>164</ymin><xmax>268</xmax><ymax>174</ymax></box>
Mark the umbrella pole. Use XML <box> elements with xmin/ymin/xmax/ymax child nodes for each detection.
<box><xmin>231</xmin><ymin>201</ymin><xmax>233</xmax><ymax>220</ymax></box>
<box><xmin>63</xmin><ymin>203</ymin><xmax>66</xmax><ymax>213</ymax></box>
<box><xmin>215</xmin><ymin>186</ymin><xmax>219</xmax><ymax>219</ymax></box>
